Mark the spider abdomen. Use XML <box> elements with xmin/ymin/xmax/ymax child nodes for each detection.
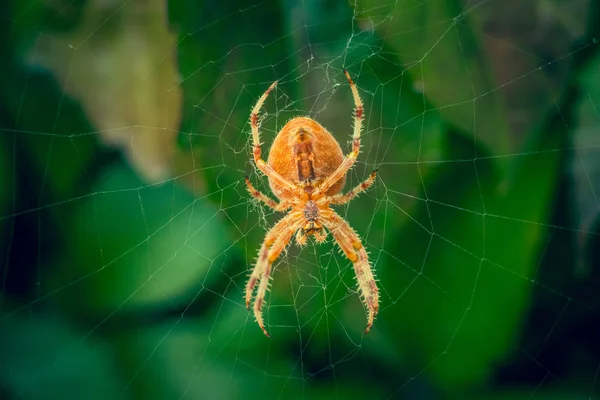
<box><xmin>267</xmin><ymin>117</ymin><xmax>346</xmax><ymax>200</ymax></box>
<box><xmin>293</xmin><ymin>129</ymin><xmax>317</xmax><ymax>183</ymax></box>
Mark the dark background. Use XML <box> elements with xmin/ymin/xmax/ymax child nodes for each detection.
<box><xmin>1</xmin><ymin>0</ymin><xmax>599</xmax><ymax>399</ymax></box>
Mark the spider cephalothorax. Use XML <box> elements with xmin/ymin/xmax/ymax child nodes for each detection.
<box><xmin>245</xmin><ymin>71</ymin><xmax>379</xmax><ymax>337</ymax></box>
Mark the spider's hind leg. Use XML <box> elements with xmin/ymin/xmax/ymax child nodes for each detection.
<box><xmin>321</xmin><ymin>210</ymin><xmax>379</xmax><ymax>333</ymax></box>
<box><xmin>252</xmin><ymin>217</ymin><xmax>304</xmax><ymax>337</ymax></box>
<box><xmin>245</xmin><ymin>215</ymin><xmax>295</xmax><ymax>309</ymax></box>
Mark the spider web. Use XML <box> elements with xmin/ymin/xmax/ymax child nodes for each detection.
<box><xmin>1</xmin><ymin>0</ymin><xmax>600</xmax><ymax>398</ymax></box>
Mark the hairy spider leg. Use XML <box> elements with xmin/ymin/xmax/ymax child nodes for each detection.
<box><xmin>321</xmin><ymin>210</ymin><xmax>379</xmax><ymax>333</ymax></box>
<box><xmin>244</xmin><ymin>176</ymin><xmax>291</xmax><ymax>211</ymax></box>
<box><xmin>252</xmin><ymin>217</ymin><xmax>305</xmax><ymax>337</ymax></box>
<box><xmin>245</xmin><ymin>213</ymin><xmax>301</xmax><ymax>309</ymax></box>
<box><xmin>313</xmin><ymin>70</ymin><xmax>364</xmax><ymax>198</ymax></box>
<box><xmin>328</xmin><ymin>170</ymin><xmax>377</xmax><ymax>206</ymax></box>
<box><xmin>250</xmin><ymin>81</ymin><xmax>302</xmax><ymax>196</ymax></box>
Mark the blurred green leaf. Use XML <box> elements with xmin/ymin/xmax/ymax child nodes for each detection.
<box><xmin>51</xmin><ymin>163</ymin><xmax>230</xmax><ymax>313</ymax></box>
<box><xmin>356</xmin><ymin>0</ymin><xmax>510</xmax><ymax>162</ymax></box>
<box><xmin>0</xmin><ymin>68</ymin><xmax>99</xmax><ymax>201</ymax></box>
<box><xmin>466</xmin><ymin>0</ymin><xmax>588</xmax><ymax>149</ymax></box>
<box><xmin>112</xmin><ymin>306</ymin><xmax>272</xmax><ymax>399</ymax></box>
<box><xmin>378</xmin><ymin>122</ymin><xmax>562</xmax><ymax>388</ymax></box>
<box><xmin>0</xmin><ymin>310</ymin><xmax>125</xmax><ymax>399</ymax></box>
<box><xmin>117</xmin><ymin>322</ymin><xmax>231</xmax><ymax>399</ymax></box>
<box><xmin>569</xmin><ymin>51</ymin><xmax>600</xmax><ymax>276</ymax></box>
<box><xmin>112</xmin><ymin>299</ymin><xmax>380</xmax><ymax>399</ymax></box>
<box><xmin>0</xmin><ymin>133</ymin><xmax>13</xmax><ymax>272</ymax></box>
<box><xmin>0</xmin><ymin>134</ymin><xmax>11</xmax><ymax>217</ymax></box>
<box><xmin>483</xmin><ymin>389</ymin><xmax>595</xmax><ymax>400</ymax></box>
<box><xmin>26</xmin><ymin>0</ymin><xmax>182</xmax><ymax>183</ymax></box>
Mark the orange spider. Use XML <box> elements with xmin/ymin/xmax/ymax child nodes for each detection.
<box><xmin>244</xmin><ymin>70</ymin><xmax>379</xmax><ymax>337</ymax></box>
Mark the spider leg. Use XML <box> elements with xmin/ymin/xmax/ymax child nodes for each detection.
<box><xmin>314</xmin><ymin>70</ymin><xmax>364</xmax><ymax>198</ymax></box>
<box><xmin>245</xmin><ymin>214</ymin><xmax>299</xmax><ymax>309</ymax></box>
<box><xmin>328</xmin><ymin>170</ymin><xmax>377</xmax><ymax>206</ymax></box>
<box><xmin>320</xmin><ymin>210</ymin><xmax>379</xmax><ymax>333</ymax></box>
<box><xmin>252</xmin><ymin>217</ymin><xmax>304</xmax><ymax>337</ymax></box>
<box><xmin>250</xmin><ymin>81</ymin><xmax>301</xmax><ymax>196</ymax></box>
<box><xmin>245</xmin><ymin>176</ymin><xmax>291</xmax><ymax>211</ymax></box>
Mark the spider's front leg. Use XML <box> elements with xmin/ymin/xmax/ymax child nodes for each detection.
<box><xmin>249</xmin><ymin>81</ymin><xmax>301</xmax><ymax>196</ymax></box>
<box><xmin>321</xmin><ymin>210</ymin><xmax>379</xmax><ymax>333</ymax></box>
<box><xmin>314</xmin><ymin>70</ymin><xmax>364</xmax><ymax>197</ymax></box>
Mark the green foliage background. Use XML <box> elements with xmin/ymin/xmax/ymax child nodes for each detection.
<box><xmin>1</xmin><ymin>0</ymin><xmax>599</xmax><ymax>399</ymax></box>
